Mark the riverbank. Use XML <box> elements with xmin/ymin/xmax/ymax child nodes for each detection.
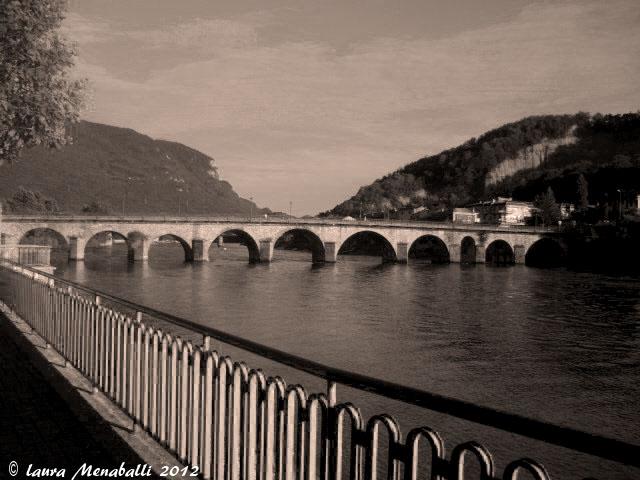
<box><xmin>564</xmin><ymin>220</ymin><xmax>640</xmax><ymax>272</ymax></box>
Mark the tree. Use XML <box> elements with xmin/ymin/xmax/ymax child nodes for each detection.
<box><xmin>577</xmin><ymin>174</ymin><xmax>589</xmax><ymax>209</ymax></box>
<box><xmin>81</xmin><ymin>201</ymin><xmax>109</xmax><ymax>215</ymax></box>
<box><xmin>534</xmin><ymin>187</ymin><xmax>561</xmax><ymax>226</ymax></box>
<box><xmin>4</xmin><ymin>186</ymin><xmax>59</xmax><ymax>213</ymax></box>
<box><xmin>1</xmin><ymin>0</ymin><xmax>85</xmax><ymax>163</ymax></box>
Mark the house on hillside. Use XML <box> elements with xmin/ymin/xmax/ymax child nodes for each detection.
<box><xmin>452</xmin><ymin>208</ymin><xmax>480</xmax><ymax>224</ymax></box>
<box><xmin>468</xmin><ymin>197</ymin><xmax>534</xmax><ymax>225</ymax></box>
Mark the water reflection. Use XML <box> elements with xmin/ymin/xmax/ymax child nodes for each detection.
<box><xmin>57</xmin><ymin>244</ymin><xmax>640</xmax><ymax>479</ymax></box>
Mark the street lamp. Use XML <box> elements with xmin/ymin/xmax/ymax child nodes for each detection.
<box><xmin>249</xmin><ymin>197</ymin><xmax>253</xmax><ymax>221</ymax></box>
<box><xmin>289</xmin><ymin>201</ymin><xmax>292</xmax><ymax>222</ymax></box>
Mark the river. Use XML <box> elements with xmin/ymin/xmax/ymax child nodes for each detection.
<box><xmin>54</xmin><ymin>242</ymin><xmax>640</xmax><ymax>479</ymax></box>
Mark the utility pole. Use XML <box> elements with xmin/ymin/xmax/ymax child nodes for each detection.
<box><xmin>123</xmin><ymin>176</ymin><xmax>136</xmax><ymax>217</ymax></box>
<box><xmin>122</xmin><ymin>181</ymin><xmax>127</xmax><ymax>217</ymax></box>
<box><xmin>617</xmin><ymin>189</ymin><xmax>622</xmax><ymax>220</ymax></box>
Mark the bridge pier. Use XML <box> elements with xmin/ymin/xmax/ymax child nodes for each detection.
<box><xmin>324</xmin><ymin>242</ymin><xmax>337</xmax><ymax>263</ymax></box>
<box><xmin>396</xmin><ymin>242</ymin><xmax>408</xmax><ymax>264</ymax></box>
<box><xmin>475</xmin><ymin>245</ymin><xmax>486</xmax><ymax>264</ymax></box>
<box><xmin>191</xmin><ymin>239</ymin><xmax>208</xmax><ymax>262</ymax></box>
<box><xmin>259</xmin><ymin>239</ymin><xmax>273</xmax><ymax>263</ymax></box>
<box><xmin>68</xmin><ymin>236</ymin><xmax>86</xmax><ymax>261</ymax></box>
<box><xmin>128</xmin><ymin>237</ymin><xmax>149</xmax><ymax>262</ymax></box>
<box><xmin>450</xmin><ymin>244</ymin><xmax>461</xmax><ymax>263</ymax></box>
<box><xmin>514</xmin><ymin>244</ymin><xmax>526</xmax><ymax>264</ymax></box>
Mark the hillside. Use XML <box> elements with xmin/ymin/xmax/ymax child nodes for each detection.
<box><xmin>322</xmin><ymin>113</ymin><xmax>640</xmax><ymax>217</ymax></box>
<box><xmin>0</xmin><ymin>121</ymin><xmax>268</xmax><ymax>215</ymax></box>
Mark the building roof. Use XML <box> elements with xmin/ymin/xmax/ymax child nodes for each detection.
<box><xmin>467</xmin><ymin>198</ymin><xmax>533</xmax><ymax>208</ymax></box>
<box><xmin>453</xmin><ymin>207</ymin><xmax>476</xmax><ymax>214</ymax></box>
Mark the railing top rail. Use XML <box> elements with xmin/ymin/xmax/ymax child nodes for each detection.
<box><xmin>1</xmin><ymin>259</ymin><xmax>635</xmax><ymax>467</ymax></box>
<box><xmin>0</xmin><ymin>214</ymin><xmax>560</xmax><ymax>234</ymax></box>
<box><xmin>0</xmin><ymin>244</ymin><xmax>52</xmax><ymax>249</ymax></box>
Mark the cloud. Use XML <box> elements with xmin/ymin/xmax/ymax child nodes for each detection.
<box><xmin>62</xmin><ymin>12</ymin><xmax>120</xmax><ymax>45</ymax></box>
<box><xmin>66</xmin><ymin>0</ymin><xmax>640</xmax><ymax>214</ymax></box>
<box><xmin>127</xmin><ymin>18</ymin><xmax>259</xmax><ymax>51</ymax></box>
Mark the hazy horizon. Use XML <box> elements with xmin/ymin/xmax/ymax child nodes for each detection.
<box><xmin>66</xmin><ymin>0</ymin><xmax>640</xmax><ymax>215</ymax></box>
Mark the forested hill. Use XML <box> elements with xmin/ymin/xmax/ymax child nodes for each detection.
<box><xmin>0</xmin><ymin>121</ymin><xmax>269</xmax><ymax>215</ymax></box>
<box><xmin>322</xmin><ymin>113</ymin><xmax>640</xmax><ymax>217</ymax></box>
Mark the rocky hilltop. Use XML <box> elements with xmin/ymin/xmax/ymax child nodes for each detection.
<box><xmin>484</xmin><ymin>126</ymin><xmax>578</xmax><ymax>186</ymax></box>
<box><xmin>322</xmin><ymin>113</ymin><xmax>640</xmax><ymax>218</ymax></box>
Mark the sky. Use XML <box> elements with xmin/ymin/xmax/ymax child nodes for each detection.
<box><xmin>64</xmin><ymin>0</ymin><xmax>640</xmax><ymax>215</ymax></box>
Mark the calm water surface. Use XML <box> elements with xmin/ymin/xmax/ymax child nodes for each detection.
<box><xmin>56</xmin><ymin>243</ymin><xmax>640</xmax><ymax>479</ymax></box>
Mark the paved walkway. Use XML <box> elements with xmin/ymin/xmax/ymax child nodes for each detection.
<box><xmin>0</xmin><ymin>313</ymin><xmax>152</xmax><ymax>479</ymax></box>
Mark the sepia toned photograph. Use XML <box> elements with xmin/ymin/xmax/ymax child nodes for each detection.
<box><xmin>0</xmin><ymin>1</ymin><xmax>639</xmax><ymax>479</ymax></box>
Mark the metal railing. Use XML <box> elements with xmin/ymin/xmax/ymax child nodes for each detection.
<box><xmin>0</xmin><ymin>260</ymin><xmax>636</xmax><ymax>480</ymax></box>
<box><xmin>0</xmin><ymin>213</ymin><xmax>560</xmax><ymax>234</ymax></box>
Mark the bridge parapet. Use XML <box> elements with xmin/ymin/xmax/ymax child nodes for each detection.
<box><xmin>0</xmin><ymin>213</ymin><xmax>560</xmax><ymax>233</ymax></box>
<box><xmin>0</xmin><ymin>215</ymin><xmax>563</xmax><ymax>265</ymax></box>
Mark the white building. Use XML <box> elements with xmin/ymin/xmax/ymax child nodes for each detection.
<box><xmin>468</xmin><ymin>198</ymin><xmax>535</xmax><ymax>225</ymax></box>
<box><xmin>452</xmin><ymin>208</ymin><xmax>480</xmax><ymax>224</ymax></box>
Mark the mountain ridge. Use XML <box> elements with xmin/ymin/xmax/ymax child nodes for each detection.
<box><xmin>322</xmin><ymin>112</ymin><xmax>640</xmax><ymax>218</ymax></box>
<box><xmin>0</xmin><ymin>121</ymin><xmax>270</xmax><ymax>216</ymax></box>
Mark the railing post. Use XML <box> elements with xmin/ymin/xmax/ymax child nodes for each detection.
<box><xmin>202</xmin><ymin>353</ymin><xmax>214</xmax><ymax>480</ymax></box>
<box><xmin>327</xmin><ymin>380</ymin><xmax>337</xmax><ymax>480</ymax></box>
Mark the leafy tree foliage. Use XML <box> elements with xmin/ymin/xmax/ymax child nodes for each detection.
<box><xmin>577</xmin><ymin>174</ymin><xmax>589</xmax><ymax>209</ymax></box>
<box><xmin>4</xmin><ymin>186</ymin><xmax>59</xmax><ymax>213</ymax></box>
<box><xmin>81</xmin><ymin>201</ymin><xmax>109</xmax><ymax>214</ymax></box>
<box><xmin>534</xmin><ymin>187</ymin><xmax>561</xmax><ymax>226</ymax></box>
<box><xmin>1</xmin><ymin>0</ymin><xmax>85</xmax><ymax>162</ymax></box>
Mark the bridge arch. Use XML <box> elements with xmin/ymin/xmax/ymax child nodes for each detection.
<box><xmin>18</xmin><ymin>228</ymin><xmax>70</xmax><ymax>264</ymax></box>
<box><xmin>337</xmin><ymin>230</ymin><xmax>397</xmax><ymax>263</ymax></box>
<box><xmin>19</xmin><ymin>228</ymin><xmax>68</xmax><ymax>248</ymax></box>
<box><xmin>408</xmin><ymin>234</ymin><xmax>450</xmax><ymax>263</ymax></box>
<box><xmin>460</xmin><ymin>236</ymin><xmax>477</xmax><ymax>264</ymax></box>
<box><xmin>525</xmin><ymin>238</ymin><xmax>566</xmax><ymax>268</ymax></box>
<box><xmin>84</xmin><ymin>230</ymin><xmax>131</xmax><ymax>264</ymax></box>
<box><xmin>273</xmin><ymin>228</ymin><xmax>326</xmax><ymax>264</ymax></box>
<box><xmin>209</xmin><ymin>229</ymin><xmax>260</xmax><ymax>263</ymax></box>
<box><xmin>485</xmin><ymin>239</ymin><xmax>515</xmax><ymax>266</ymax></box>
<box><xmin>149</xmin><ymin>234</ymin><xmax>193</xmax><ymax>263</ymax></box>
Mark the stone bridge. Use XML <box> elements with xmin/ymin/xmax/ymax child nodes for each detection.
<box><xmin>0</xmin><ymin>215</ymin><xmax>565</xmax><ymax>265</ymax></box>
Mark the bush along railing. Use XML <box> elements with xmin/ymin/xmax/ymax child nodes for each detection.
<box><xmin>0</xmin><ymin>260</ymin><xmax>638</xmax><ymax>480</ymax></box>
